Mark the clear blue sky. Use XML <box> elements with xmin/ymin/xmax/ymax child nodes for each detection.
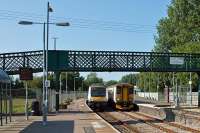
<box><xmin>0</xmin><ymin>0</ymin><xmax>171</xmax><ymax>81</ymax></box>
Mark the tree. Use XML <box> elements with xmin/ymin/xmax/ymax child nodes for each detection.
<box><xmin>13</xmin><ymin>78</ymin><xmax>24</xmax><ymax>89</ymax></box>
<box><xmin>84</xmin><ymin>73</ymin><xmax>103</xmax><ymax>87</ymax></box>
<box><xmin>105</xmin><ymin>80</ymin><xmax>118</xmax><ymax>86</ymax></box>
<box><xmin>153</xmin><ymin>0</ymin><xmax>200</xmax><ymax>92</ymax></box>
<box><xmin>155</xmin><ymin>0</ymin><xmax>200</xmax><ymax>52</ymax></box>
<box><xmin>119</xmin><ymin>73</ymin><xmax>138</xmax><ymax>85</ymax></box>
<box><xmin>28</xmin><ymin>77</ymin><xmax>43</xmax><ymax>89</ymax></box>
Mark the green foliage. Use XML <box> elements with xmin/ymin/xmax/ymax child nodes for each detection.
<box><xmin>119</xmin><ymin>73</ymin><xmax>138</xmax><ymax>85</ymax></box>
<box><xmin>13</xmin><ymin>78</ymin><xmax>24</xmax><ymax>89</ymax></box>
<box><xmin>28</xmin><ymin>77</ymin><xmax>43</xmax><ymax>89</ymax></box>
<box><xmin>172</xmin><ymin>42</ymin><xmax>200</xmax><ymax>53</ymax></box>
<box><xmin>105</xmin><ymin>80</ymin><xmax>118</xmax><ymax>86</ymax></box>
<box><xmin>152</xmin><ymin>0</ymin><xmax>200</xmax><ymax>92</ymax></box>
<box><xmin>138</xmin><ymin>72</ymin><xmax>160</xmax><ymax>92</ymax></box>
<box><xmin>57</xmin><ymin>72</ymin><xmax>86</xmax><ymax>91</ymax></box>
<box><xmin>12</xmin><ymin>98</ymin><xmax>34</xmax><ymax>113</ymax></box>
<box><xmin>155</xmin><ymin>0</ymin><xmax>200</xmax><ymax>52</ymax></box>
<box><xmin>84</xmin><ymin>73</ymin><xmax>103</xmax><ymax>87</ymax></box>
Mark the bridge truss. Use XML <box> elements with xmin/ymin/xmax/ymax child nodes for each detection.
<box><xmin>1</xmin><ymin>50</ymin><xmax>200</xmax><ymax>109</ymax></box>
<box><xmin>1</xmin><ymin>50</ymin><xmax>200</xmax><ymax>74</ymax></box>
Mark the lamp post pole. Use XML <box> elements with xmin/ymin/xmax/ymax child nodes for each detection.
<box><xmin>44</xmin><ymin>2</ymin><xmax>50</xmax><ymax>125</ymax></box>
<box><xmin>74</xmin><ymin>77</ymin><xmax>76</xmax><ymax>100</ymax></box>
<box><xmin>42</xmin><ymin>22</ymin><xmax>47</xmax><ymax>125</ymax></box>
<box><xmin>66</xmin><ymin>72</ymin><xmax>68</xmax><ymax>94</ymax></box>
<box><xmin>18</xmin><ymin>2</ymin><xmax>69</xmax><ymax>125</ymax></box>
<box><xmin>52</xmin><ymin>37</ymin><xmax>58</xmax><ymax>50</ymax></box>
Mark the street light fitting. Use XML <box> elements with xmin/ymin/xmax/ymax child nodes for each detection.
<box><xmin>19</xmin><ymin>21</ymin><xmax>70</xmax><ymax>27</ymax></box>
<box><xmin>56</xmin><ymin>22</ymin><xmax>70</xmax><ymax>27</ymax></box>
<box><xmin>18</xmin><ymin>21</ymin><xmax>33</xmax><ymax>25</ymax></box>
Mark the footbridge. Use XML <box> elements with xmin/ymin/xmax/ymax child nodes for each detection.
<box><xmin>1</xmin><ymin>50</ymin><xmax>200</xmax><ymax>74</ymax></box>
<box><xmin>1</xmin><ymin>50</ymin><xmax>200</xmax><ymax>110</ymax></box>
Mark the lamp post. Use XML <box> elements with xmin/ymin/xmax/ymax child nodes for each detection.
<box><xmin>74</xmin><ymin>77</ymin><xmax>80</xmax><ymax>100</ymax></box>
<box><xmin>59</xmin><ymin>74</ymin><xmax>62</xmax><ymax>105</ymax></box>
<box><xmin>19</xmin><ymin>2</ymin><xmax>69</xmax><ymax>126</ymax></box>
<box><xmin>66</xmin><ymin>72</ymin><xmax>68</xmax><ymax>94</ymax></box>
<box><xmin>52</xmin><ymin>37</ymin><xmax>58</xmax><ymax>50</ymax></box>
<box><xmin>19</xmin><ymin>20</ymin><xmax>69</xmax><ymax>125</ymax></box>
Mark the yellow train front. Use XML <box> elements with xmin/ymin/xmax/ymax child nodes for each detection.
<box><xmin>107</xmin><ymin>83</ymin><xmax>137</xmax><ymax>111</ymax></box>
<box><xmin>86</xmin><ymin>84</ymin><xmax>107</xmax><ymax>110</ymax></box>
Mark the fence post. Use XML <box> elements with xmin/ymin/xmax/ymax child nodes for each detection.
<box><xmin>0</xmin><ymin>84</ymin><xmax>2</xmax><ymax>126</ymax></box>
<box><xmin>197</xmin><ymin>73</ymin><xmax>200</xmax><ymax>107</ymax></box>
<box><xmin>54</xmin><ymin>71</ymin><xmax>60</xmax><ymax>112</ymax></box>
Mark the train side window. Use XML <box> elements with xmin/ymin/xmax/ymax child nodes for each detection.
<box><xmin>117</xmin><ymin>87</ymin><xmax>121</xmax><ymax>94</ymax></box>
<box><xmin>129</xmin><ymin>88</ymin><xmax>133</xmax><ymax>94</ymax></box>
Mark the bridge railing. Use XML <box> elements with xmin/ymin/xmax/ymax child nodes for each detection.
<box><xmin>1</xmin><ymin>50</ymin><xmax>200</xmax><ymax>74</ymax></box>
<box><xmin>0</xmin><ymin>50</ymin><xmax>43</xmax><ymax>74</ymax></box>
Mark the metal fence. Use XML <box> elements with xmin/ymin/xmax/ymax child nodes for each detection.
<box><xmin>60</xmin><ymin>91</ymin><xmax>87</xmax><ymax>103</ymax></box>
<box><xmin>0</xmin><ymin>83</ymin><xmax>12</xmax><ymax>126</ymax></box>
<box><xmin>136</xmin><ymin>88</ymin><xmax>198</xmax><ymax>106</ymax></box>
<box><xmin>48</xmin><ymin>90</ymin><xmax>87</xmax><ymax>112</ymax></box>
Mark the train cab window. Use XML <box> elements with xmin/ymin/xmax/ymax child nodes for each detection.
<box><xmin>129</xmin><ymin>88</ymin><xmax>133</xmax><ymax>94</ymax></box>
<box><xmin>91</xmin><ymin>87</ymin><xmax>106</xmax><ymax>97</ymax></box>
<box><xmin>117</xmin><ymin>87</ymin><xmax>121</xmax><ymax>94</ymax></box>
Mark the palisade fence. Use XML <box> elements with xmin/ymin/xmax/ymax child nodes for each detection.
<box><xmin>60</xmin><ymin>91</ymin><xmax>87</xmax><ymax>103</ymax></box>
<box><xmin>10</xmin><ymin>88</ymin><xmax>87</xmax><ymax>113</ymax></box>
<box><xmin>136</xmin><ymin>86</ymin><xmax>198</xmax><ymax>106</ymax></box>
<box><xmin>48</xmin><ymin>90</ymin><xmax>87</xmax><ymax>111</ymax></box>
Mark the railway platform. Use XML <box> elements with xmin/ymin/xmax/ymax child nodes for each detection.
<box><xmin>0</xmin><ymin>99</ymin><xmax>118</xmax><ymax>133</ymax></box>
<box><xmin>134</xmin><ymin>96</ymin><xmax>200</xmax><ymax>131</ymax></box>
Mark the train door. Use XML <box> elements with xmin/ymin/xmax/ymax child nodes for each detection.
<box><xmin>116</xmin><ymin>87</ymin><xmax>122</xmax><ymax>101</ymax></box>
<box><xmin>122</xmin><ymin>87</ymin><xmax>128</xmax><ymax>102</ymax></box>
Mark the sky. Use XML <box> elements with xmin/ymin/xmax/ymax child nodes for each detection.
<box><xmin>0</xmin><ymin>0</ymin><xmax>171</xmax><ymax>81</ymax></box>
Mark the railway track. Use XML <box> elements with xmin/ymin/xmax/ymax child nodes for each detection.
<box><xmin>175</xmin><ymin>109</ymin><xmax>200</xmax><ymax>121</ymax></box>
<box><xmin>135</xmin><ymin>112</ymin><xmax>200</xmax><ymax>133</ymax></box>
<box><xmin>90</xmin><ymin>101</ymin><xmax>200</xmax><ymax>133</ymax></box>
<box><xmin>96</xmin><ymin>112</ymin><xmax>140</xmax><ymax>133</ymax></box>
<box><xmin>96</xmin><ymin>110</ymin><xmax>200</xmax><ymax>133</ymax></box>
<box><xmin>121</xmin><ymin>112</ymin><xmax>177</xmax><ymax>133</ymax></box>
<box><xmin>124</xmin><ymin>111</ymin><xmax>200</xmax><ymax>133</ymax></box>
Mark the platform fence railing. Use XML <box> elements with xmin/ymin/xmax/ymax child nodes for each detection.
<box><xmin>136</xmin><ymin>90</ymin><xmax>198</xmax><ymax>106</ymax></box>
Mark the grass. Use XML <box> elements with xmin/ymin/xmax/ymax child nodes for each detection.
<box><xmin>12</xmin><ymin>98</ymin><xmax>35</xmax><ymax>113</ymax></box>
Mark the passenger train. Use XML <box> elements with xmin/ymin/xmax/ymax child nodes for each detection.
<box><xmin>86</xmin><ymin>83</ymin><xmax>138</xmax><ymax>111</ymax></box>
<box><xmin>107</xmin><ymin>83</ymin><xmax>137</xmax><ymax>110</ymax></box>
<box><xmin>86</xmin><ymin>84</ymin><xmax>107</xmax><ymax>110</ymax></box>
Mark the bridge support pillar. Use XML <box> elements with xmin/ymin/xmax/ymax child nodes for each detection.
<box><xmin>54</xmin><ymin>71</ymin><xmax>60</xmax><ymax>112</ymax></box>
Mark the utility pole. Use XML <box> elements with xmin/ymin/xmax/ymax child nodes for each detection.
<box><xmin>81</xmin><ymin>79</ymin><xmax>83</xmax><ymax>91</ymax></box>
<box><xmin>189</xmin><ymin>54</ymin><xmax>192</xmax><ymax>106</ymax></box>
<box><xmin>59</xmin><ymin>74</ymin><xmax>62</xmax><ymax>104</ymax></box>
<box><xmin>189</xmin><ymin>72</ymin><xmax>192</xmax><ymax>106</ymax></box>
<box><xmin>66</xmin><ymin>72</ymin><xmax>68</xmax><ymax>94</ymax></box>
<box><xmin>52</xmin><ymin>37</ymin><xmax>58</xmax><ymax>50</ymax></box>
<box><xmin>74</xmin><ymin>77</ymin><xmax>76</xmax><ymax>100</ymax></box>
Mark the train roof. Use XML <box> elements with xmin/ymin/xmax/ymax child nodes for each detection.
<box><xmin>107</xmin><ymin>83</ymin><xmax>133</xmax><ymax>88</ymax></box>
<box><xmin>90</xmin><ymin>83</ymin><xmax>106</xmax><ymax>88</ymax></box>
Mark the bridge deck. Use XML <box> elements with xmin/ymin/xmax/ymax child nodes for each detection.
<box><xmin>1</xmin><ymin>50</ymin><xmax>200</xmax><ymax>74</ymax></box>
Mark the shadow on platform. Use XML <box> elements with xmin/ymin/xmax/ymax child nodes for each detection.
<box><xmin>20</xmin><ymin>121</ymin><xmax>74</xmax><ymax>133</ymax></box>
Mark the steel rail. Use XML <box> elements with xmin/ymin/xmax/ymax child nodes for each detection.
<box><xmin>97</xmin><ymin>112</ymin><xmax>141</xmax><ymax>133</ymax></box>
<box><xmin>121</xmin><ymin>112</ymin><xmax>177</xmax><ymax>133</ymax></box>
<box><xmin>135</xmin><ymin>112</ymin><xmax>200</xmax><ymax>133</ymax></box>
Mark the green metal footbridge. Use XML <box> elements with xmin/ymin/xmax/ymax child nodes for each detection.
<box><xmin>1</xmin><ymin>50</ymin><xmax>200</xmax><ymax>110</ymax></box>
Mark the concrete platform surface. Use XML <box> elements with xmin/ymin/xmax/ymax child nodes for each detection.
<box><xmin>0</xmin><ymin>99</ymin><xmax>117</xmax><ymax>133</ymax></box>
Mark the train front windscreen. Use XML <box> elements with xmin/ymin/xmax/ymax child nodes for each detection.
<box><xmin>91</xmin><ymin>87</ymin><xmax>106</xmax><ymax>97</ymax></box>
